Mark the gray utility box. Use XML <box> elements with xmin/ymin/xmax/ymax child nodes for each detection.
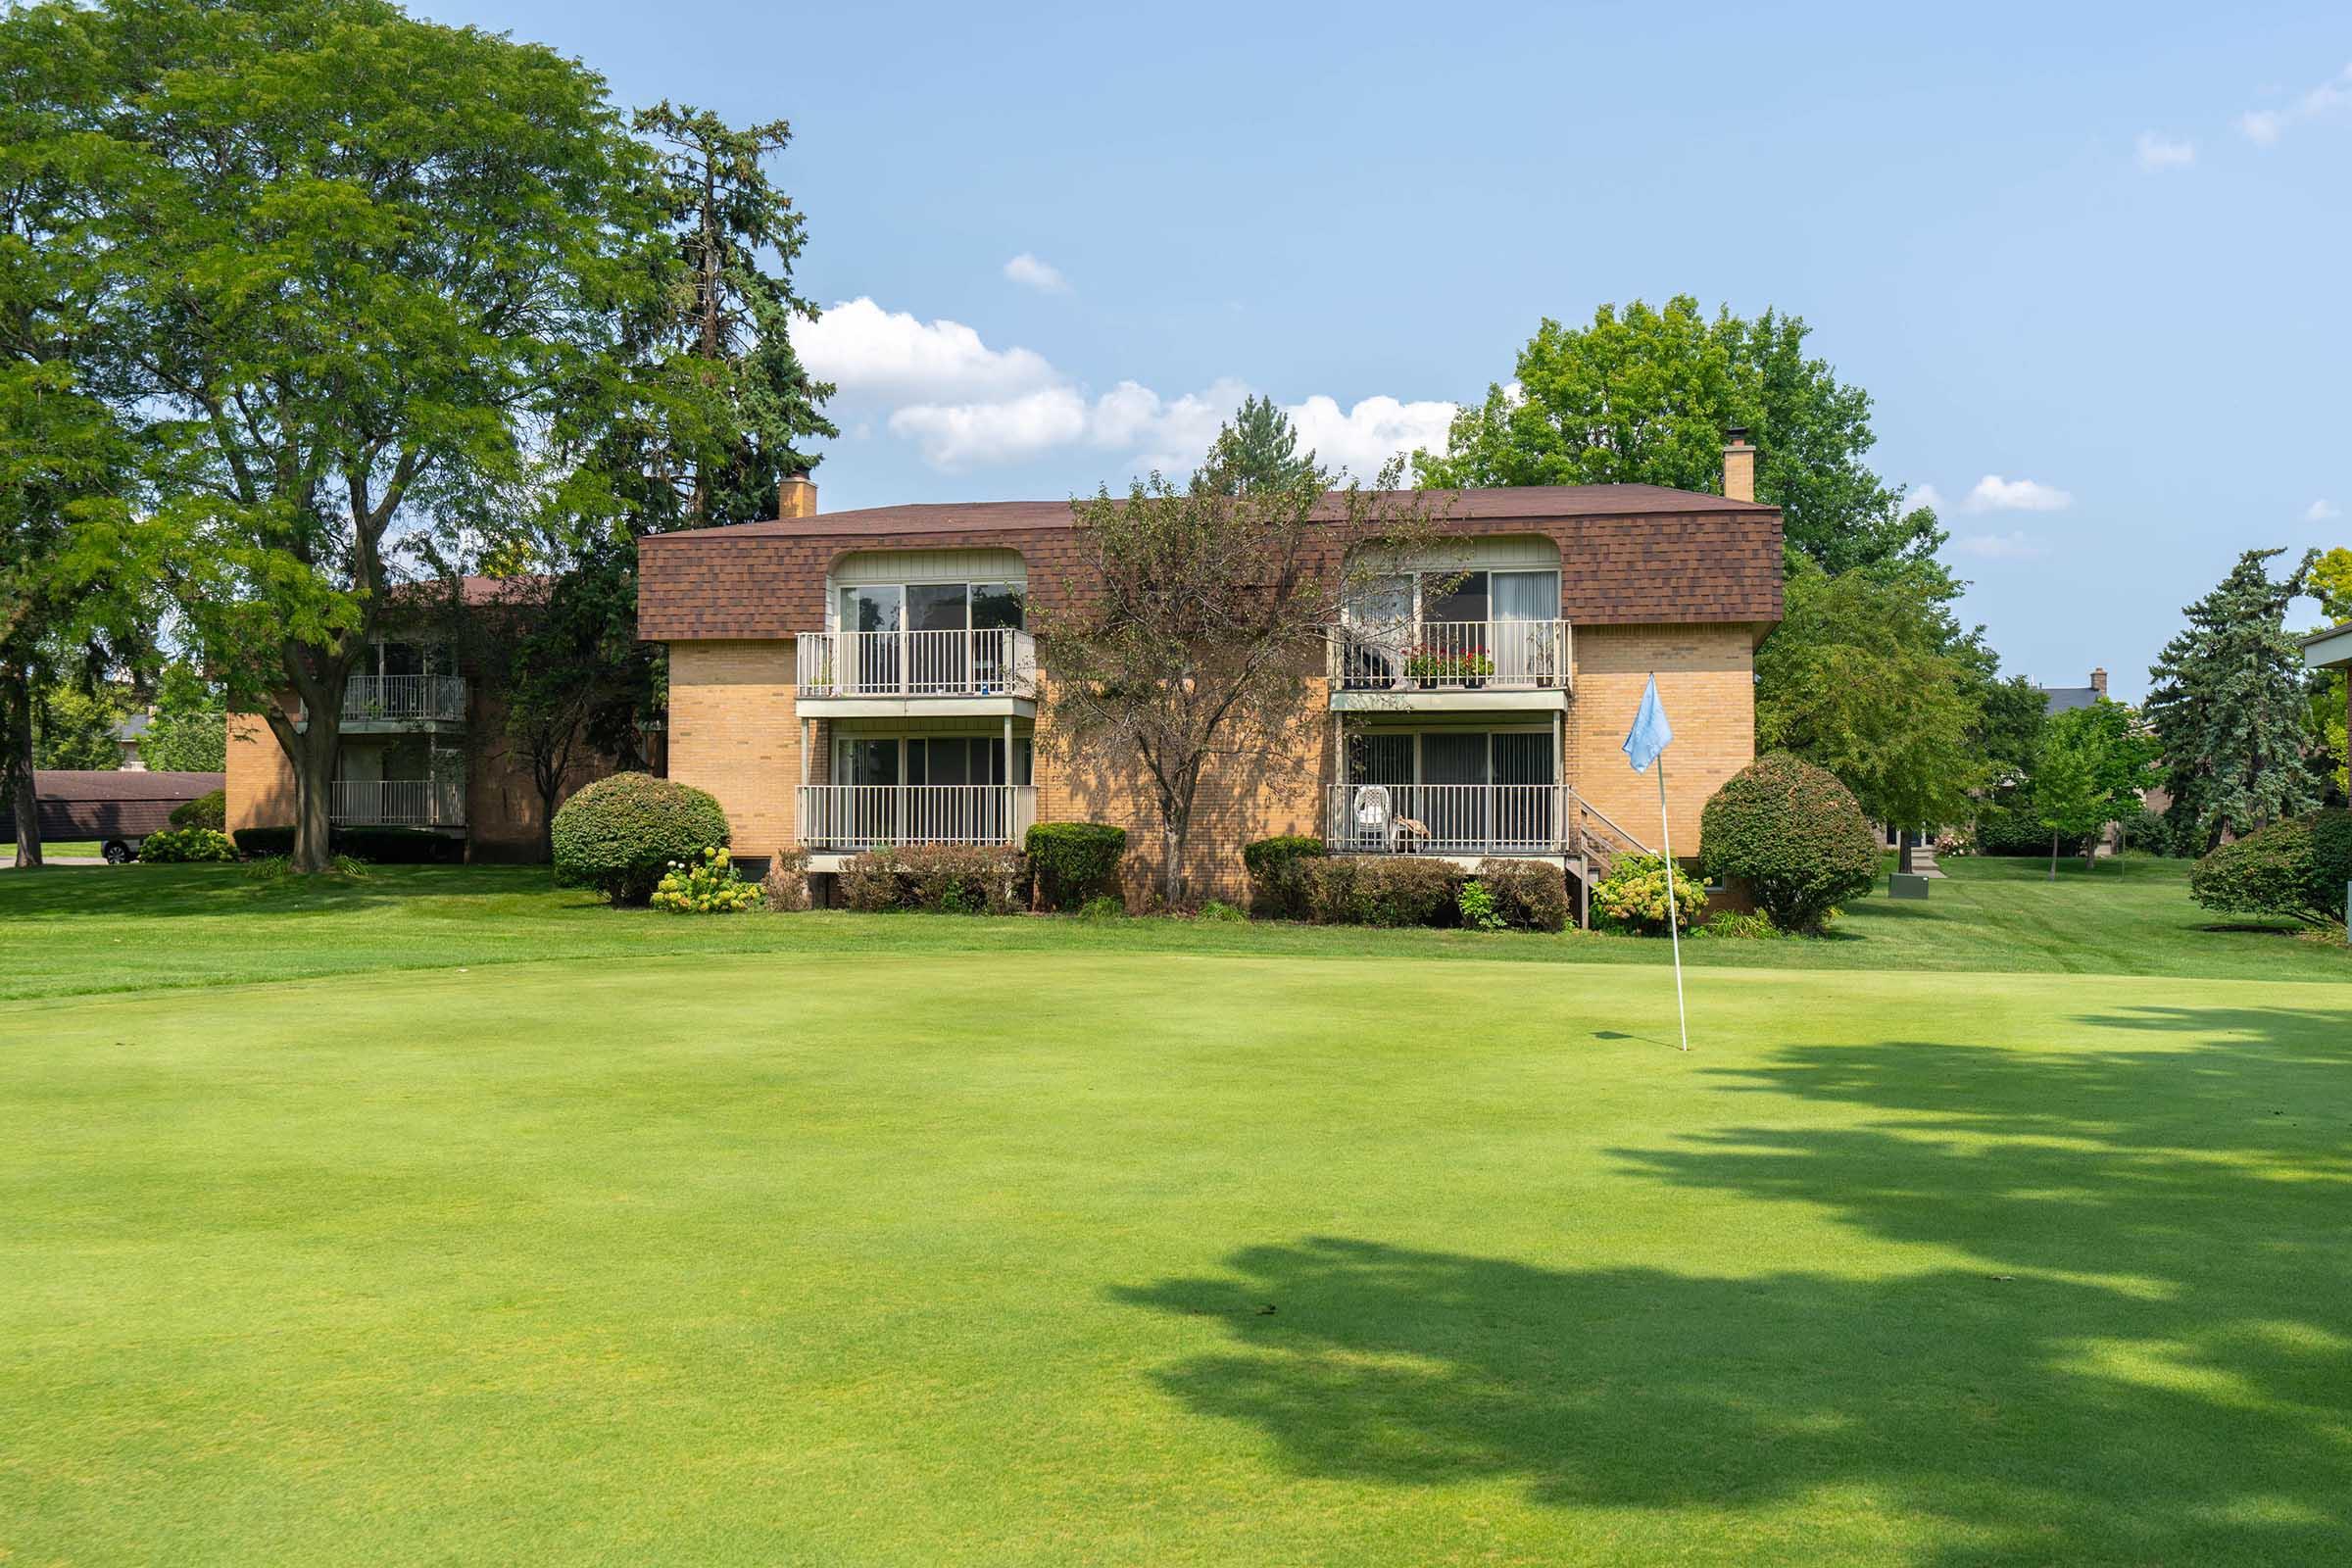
<box><xmin>1888</xmin><ymin>873</ymin><xmax>1932</xmax><ymax>901</ymax></box>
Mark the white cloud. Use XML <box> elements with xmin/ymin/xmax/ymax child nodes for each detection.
<box><xmin>2240</xmin><ymin>62</ymin><xmax>2352</xmax><ymax>146</ymax></box>
<box><xmin>799</xmin><ymin>297</ymin><xmax>1058</xmax><ymax>403</ymax></box>
<box><xmin>819</xmin><ymin>297</ymin><xmax>1455</xmax><ymax>476</ymax></box>
<box><xmin>2134</xmin><ymin>130</ymin><xmax>2196</xmax><ymax>171</ymax></box>
<box><xmin>1965</xmin><ymin>475</ymin><xmax>2073</xmax><ymax>513</ymax></box>
<box><xmin>1286</xmin><ymin>394</ymin><xmax>1461</xmax><ymax>480</ymax></box>
<box><xmin>1003</xmin><ymin>253</ymin><xmax>1070</xmax><ymax>293</ymax></box>
<box><xmin>1909</xmin><ymin>483</ymin><xmax>1946</xmax><ymax>514</ymax></box>
<box><xmin>1953</xmin><ymin>531</ymin><xmax>2049</xmax><ymax>562</ymax></box>
<box><xmin>2307</xmin><ymin>499</ymin><xmax>2341</xmax><ymax>522</ymax></box>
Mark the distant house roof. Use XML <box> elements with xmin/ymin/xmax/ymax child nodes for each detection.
<box><xmin>0</xmin><ymin>769</ymin><xmax>223</xmax><ymax>841</ymax></box>
<box><xmin>2038</xmin><ymin>685</ymin><xmax>2101</xmax><ymax>715</ymax></box>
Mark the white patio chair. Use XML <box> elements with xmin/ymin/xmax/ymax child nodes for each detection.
<box><xmin>1351</xmin><ymin>785</ymin><xmax>1394</xmax><ymax>852</ymax></box>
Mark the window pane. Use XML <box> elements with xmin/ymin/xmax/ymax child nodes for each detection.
<box><xmin>908</xmin><ymin>582</ymin><xmax>968</xmax><ymax>633</ymax></box>
<box><xmin>843</xmin><ymin>585</ymin><xmax>903</xmax><ymax>634</ymax></box>
<box><xmin>839</xmin><ymin>738</ymin><xmax>899</xmax><ymax>787</ymax></box>
<box><xmin>1420</xmin><ymin>732</ymin><xmax>1488</xmax><ymax>786</ymax></box>
<box><xmin>1492</xmin><ymin>731</ymin><xmax>1553</xmax><ymax>784</ymax></box>
<box><xmin>971</xmin><ymin>584</ymin><xmax>1024</xmax><ymax>631</ymax></box>
<box><xmin>1423</xmin><ymin>570</ymin><xmax>1488</xmax><ymax>625</ymax></box>
<box><xmin>1348</xmin><ymin>733</ymin><xmax>1414</xmax><ymax>786</ymax></box>
<box><xmin>1492</xmin><ymin>571</ymin><xmax>1557</xmax><ymax>621</ymax></box>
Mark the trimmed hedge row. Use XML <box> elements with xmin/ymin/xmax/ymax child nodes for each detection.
<box><xmin>1243</xmin><ymin>834</ymin><xmax>1326</xmax><ymax>919</ymax></box>
<box><xmin>138</xmin><ymin>826</ymin><xmax>236</xmax><ymax>862</ymax></box>
<box><xmin>1277</xmin><ymin>855</ymin><xmax>1570</xmax><ymax>932</ymax></box>
<box><xmin>230</xmin><ymin>824</ymin><xmax>465</xmax><ymax>863</ymax></box>
<box><xmin>1025</xmin><ymin>822</ymin><xmax>1125</xmax><ymax>910</ymax></box>
<box><xmin>842</xmin><ymin>845</ymin><xmax>1025</xmax><ymax>913</ymax></box>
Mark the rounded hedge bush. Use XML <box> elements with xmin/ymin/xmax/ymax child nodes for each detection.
<box><xmin>2190</xmin><ymin>809</ymin><xmax>2352</xmax><ymax>927</ymax></box>
<box><xmin>137</xmin><ymin>826</ymin><xmax>237</xmax><ymax>863</ymax></box>
<box><xmin>1025</xmin><ymin>821</ymin><xmax>1126</xmax><ymax>910</ymax></box>
<box><xmin>551</xmin><ymin>772</ymin><xmax>731</xmax><ymax>906</ymax></box>
<box><xmin>1699</xmin><ymin>752</ymin><xmax>1879</xmax><ymax>934</ymax></box>
<box><xmin>169</xmin><ymin>787</ymin><xmax>226</xmax><ymax>831</ymax></box>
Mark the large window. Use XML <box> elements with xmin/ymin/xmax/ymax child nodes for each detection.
<box><xmin>1342</xmin><ymin>728</ymin><xmax>1556</xmax><ymax>851</ymax></box>
<box><xmin>836</xmin><ymin>581</ymin><xmax>1027</xmax><ymax>694</ymax></box>
<box><xmin>835</xmin><ymin>735</ymin><xmax>1033</xmax><ymax>788</ymax></box>
<box><xmin>1341</xmin><ymin>569</ymin><xmax>1561</xmax><ymax>690</ymax></box>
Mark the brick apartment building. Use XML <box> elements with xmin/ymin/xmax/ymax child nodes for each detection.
<box><xmin>638</xmin><ymin>440</ymin><xmax>1783</xmax><ymax>907</ymax></box>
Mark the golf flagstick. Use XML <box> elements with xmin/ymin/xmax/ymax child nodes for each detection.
<box><xmin>1657</xmin><ymin>756</ymin><xmax>1689</xmax><ymax>1053</ymax></box>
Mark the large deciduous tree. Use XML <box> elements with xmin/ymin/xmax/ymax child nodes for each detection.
<box><xmin>2032</xmin><ymin>700</ymin><xmax>2157</xmax><ymax>876</ymax></box>
<box><xmin>1039</xmin><ymin>405</ymin><xmax>1442</xmax><ymax>909</ymax></box>
<box><xmin>73</xmin><ymin>0</ymin><xmax>665</xmax><ymax>871</ymax></box>
<box><xmin>1414</xmin><ymin>296</ymin><xmax>1939</xmax><ymax>573</ymax></box>
<box><xmin>2145</xmin><ymin>548</ymin><xmax>2324</xmax><ymax>851</ymax></box>
<box><xmin>1755</xmin><ymin>561</ymin><xmax>1987</xmax><ymax>840</ymax></box>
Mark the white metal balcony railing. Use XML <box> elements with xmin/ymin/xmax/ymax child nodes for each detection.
<box><xmin>796</xmin><ymin>628</ymin><xmax>1037</xmax><ymax>700</ymax></box>
<box><xmin>1329</xmin><ymin>619</ymin><xmax>1570</xmax><ymax>693</ymax></box>
<box><xmin>341</xmin><ymin>673</ymin><xmax>467</xmax><ymax>722</ymax></box>
<box><xmin>1329</xmin><ymin>783</ymin><xmax>1565</xmax><ymax>856</ymax></box>
<box><xmin>330</xmin><ymin>778</ymin><xmax>466</xmax><ymax>829</ymax></box>
<box><xmin>796</xmin><ymin>785</ymin><xmax>1038</xmax><ymax>852</ymax></box>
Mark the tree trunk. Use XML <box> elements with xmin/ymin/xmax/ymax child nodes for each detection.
<box><xmin>1897</xmin><ymin>829</ymin><xmax>1915</xmax><ymax>874</ymax></box>
<box><xmin>2048</xmin><ymin>832</ymin><xmax>2059</xmax><ymax>881</ymax></box>
<box><xmin>3</xmin><ymin>664</ymin><xmax>39</xmax><ymax>869</ymax></box>
<box><xmin>291</xmin><ymin>722</ymin><xmax>336</xmax><ymax>872</ymax></box>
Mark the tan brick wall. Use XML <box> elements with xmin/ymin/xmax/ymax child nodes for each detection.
<box><xmin>1567</xmin><ymin>623</ymin><xmax>1757</xmax><ymax>858</ymax></box>
<box><xmin>224</xmin><ymin>710</ymin><xmax>296</xmax><ymax>833</ymax></box>
<box><xmin>667</xmin><ymin>639</ymin><xmax>803</xmax><ymax>858</ymax></box>
<box><xmin>1037</xmin><ymin>676</ymin><xmax>1334</xmax><ymax>904</ymax></box>
<box><xmin>662</xmin><ymin>624</ymin><xmax>1759</xmax><ymax>898</ymax></box>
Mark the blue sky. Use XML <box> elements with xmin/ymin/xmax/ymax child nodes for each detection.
<box><xmin>434</xmin><ymin>0</ymin><xmax>2352</xmax><ymax>699</ymax></box>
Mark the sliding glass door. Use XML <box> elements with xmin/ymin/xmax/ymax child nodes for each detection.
<box><xmin>1343</xmin><ymin>729</ymin><xmax>1557</xmax><ymax>852</ymax></box>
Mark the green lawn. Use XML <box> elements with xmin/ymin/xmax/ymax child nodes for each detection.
<box><xmin>3</xmin><ymin>859</ymin><xmax>2348</xmax><ymax>1563</ymax></box>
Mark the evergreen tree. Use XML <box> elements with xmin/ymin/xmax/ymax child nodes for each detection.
<box><xmin>1199</xmin><ymin>395</ymin><xmax>1316</xmax><ymax>494</ymax></box>
<box><xmin>2144</xmin><ymin>548</ymin><xmax>2323</xmax><ymax>851</ymax></box>
<box><xmin>627</xmin><ymin>102</ymin><xmax>836</xmax><ymax>528</ymax></box>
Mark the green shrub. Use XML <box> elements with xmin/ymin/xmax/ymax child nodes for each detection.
<box><xmin>1243</xmin><ymin>834</ymin><xmax>1327</xmax><ymax>919</ymax></box>
<box><xmin>1457</xmin><ymin>879</ymin><xmax>1505</xmax><ymax>932</ymax></box>
<box><xmin>550</xmin><ymin>772</ymin><xmax>730</xmax><ymax>906</ymax></box>
<box><xmin>1077</xmin><ymin>895</ymin><xmax>1125</xmax><ymax>920</ymax></box>
<box><xmin>650</xmin><ymin>847</ymin><xmax>762</xmax><ymax>914</ymax></box>
<box><xmin>2190</xmin><ymin>810</ymin><xmax>2352</xmax><ymax>927</ymax></box>
<box><xmin>168</xmin><ymin>788</ymin><xmax>226</xmax><ymax>831</ymax></box>
<box><xmin>1305</xmin><ymin>857</ymin><xmax>1464</xmax><ymax>927</ymax></box>
<box><xmin>1697</xmin><ymin>910</ymin><xmax>1777</xmax><ymax>940</ymax></box>
<box><xmin>1197</xmin><ymin>899</ymin><xmax>1247</xmax><ymax>923</ymax></box>
<box><xmin>1592</xmin><ymin>853</ymin><xmax>1706</xmax><ymax>935</ymax></box>
<box><xmin>1025</xmin><ymin>822</ymin><xmax>1126</xmax><ymax>910</ymax></box>
<box><xmin>1467</xmin><ymin>858</ymin><xmax>1571</xmax><ymax>933</ymax></box>
<box><xmin>1698</xmin><ymin>753</ymin><xmax>1879</xmax><ymax>934</ymax></box>
<box><xmin>2121</xmin><ymin>808</ymin><xmax>2184</xmax><ymax>858</ymax></box>
<box><xmin>1972</xmin><ymin>796</ymin><xmax>2089</xmax><ymax>858</ymax></box>
<box><xmin>136</xmin><ymin>826</ymin><xmax>236</xmax><ymax>862</ymax></box>
<box><xmin>761</xmin><ymin>848</ymin><xmax>812</xmax><ymax>912</ymax></box>
<box><xmin>842</xmin><ymin>845</ymin><xmax>1025</xmax><ymax>913</ymax></box>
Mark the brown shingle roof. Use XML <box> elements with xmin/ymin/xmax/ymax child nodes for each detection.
<box><xmin>1</xmin><ymin>770</ymin><xmax>224</xmax><ymax>842</ymax></box>
<box><xmin>640</xmin><ymin>484</ymin><xmax>1784</xmax><ymax>641</ymax></box>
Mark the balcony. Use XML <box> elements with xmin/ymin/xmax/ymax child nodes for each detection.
<box><xmin>302</xmin><ymin>673</ymin><xmax>468</xmax><ymax>732</ymax></box>
<box><xmin>1327</xmin><ymin>783</ymin><xmax>1652</xmax><ymax>862</ymax></box>
<box><xmin>330</xmin><ymin>777</ymin><xmax>466</xmax><ymax>830</ymax></box>
<box><xmin>796</xmin><ymin>784</ymin><xmax>1038</xmax><ymax>854</ymax></box>
<box><xmin>794</xmin><ymin>628</ymin><xmax>1036</xmax><ymax>715</ymax></box>
<box><xmin>1326</xmin><ymin>619</ymin><xmax>1571</xmax><ymax>711</ymax></box>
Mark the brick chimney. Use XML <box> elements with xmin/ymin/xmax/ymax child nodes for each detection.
<box><xmin>778</xmin><ymin>471</ymin><xmax>816</xmax><ymax>519</ymax></box>
<box><xmin>2090</xmin><ymin>667</ymin><xmax>2108</xmax><ymax>699</ymax></box>
<box><xmin>1721</xmin><ymin>427</ymin><xmax>1755</xmax><ymax>503</ymax></box>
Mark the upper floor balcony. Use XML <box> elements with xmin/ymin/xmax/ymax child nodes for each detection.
<box><xmin>794</xmin><ymin>627</ymin><xmax>1038</xmax><ymax>716</ymax></box>
<box><xmin>1325</xmin><ymin>618</ymin><xmax>1572</xmax><ymax>712</ymax></box>
<box><xmin>299</xmin><ymin>673</ymin><xmax>468</xmax><ymax>732</ymax></box>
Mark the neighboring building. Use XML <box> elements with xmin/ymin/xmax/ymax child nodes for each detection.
<box><xmin>113</xmin><ymin>712</ymin><xmax>151</xmax><ymax>770</ymax></box>
<box><xmin>222</xmin><ymin>579</ymin><xmax>612</xmax><ymax>861</ymax></box>
<box><xmin>2037</xmin><ymin>667</ymin><xmax>2109</xmax><ymax>715</ymax></box>
<box><xmin>1</xmin><ymin>769</ymin><xmax>222</xmax><ymax>861</ymax></box>
<box><xmin>639</xmin><ymin>444</ymin><xmax>1784</xmax><ymax>908</ymax></box>
<box><xmin>2307</xmin><ymin>620</ymin><xmax>2352</xmax><ymax>789</ymax></box>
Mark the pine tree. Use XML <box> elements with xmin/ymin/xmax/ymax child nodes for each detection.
<box><xmin>1199</xmin><ymin>395</ymin><xmax>1316</xmax><ymax>495</ymax></box>
<box><xmin>2144</xmin><ymin>548</ymin><xmax>2324</xmax><ymax>851</ymax></box>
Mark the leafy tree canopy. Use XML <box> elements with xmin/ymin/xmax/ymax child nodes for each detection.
<box><xmin>1414</xmin><ymin>295</ymin><xmax>1940</xmax><ymax>573</ymax></box>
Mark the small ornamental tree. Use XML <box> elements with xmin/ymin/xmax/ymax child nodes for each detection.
<box><xmin>1699</xmin><ymin>752</ymin><xmax>1879</xmax><ymax>933</ymax></box>
<box><xmin>551</xmin><ymin>772</ymin><xmax>730</xmax><ymax>906</ymax></box>
<box><xmin>1036</xmin><ymin>401</ymin><xmax>1446</xmax><ymax>909</ymax></box>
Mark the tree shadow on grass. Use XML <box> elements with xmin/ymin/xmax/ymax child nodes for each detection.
<box><xmin>1114</xmin><ymin>1005</ymin><xmax>2352</xmax><ymax>1564</ymax></box>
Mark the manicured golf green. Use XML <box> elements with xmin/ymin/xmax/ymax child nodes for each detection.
<box><xmin>3</xmin><ymin>863</ymin><xmax>2348</xmax><ymax>1563</ymax></box>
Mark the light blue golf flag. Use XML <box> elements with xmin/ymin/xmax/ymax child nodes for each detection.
<box><xmin>1622</xmin><ymin>675</ymin><xmax>1673</xmax><ymax>773</ymax></box>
